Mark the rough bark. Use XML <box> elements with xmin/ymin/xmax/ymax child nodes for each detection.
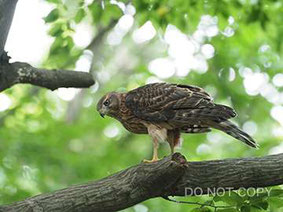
<box><xmin>0</xmin><ymin>62</ymin><xmax>94</xmax><ymax>91</ymax></box>
<box><xmin>0</xmin><ymin>0</ymin><xmax>18</xmax><ymax>58</ymax></box>
<box><xmin>0</xmin><ymin>153</ymin><xmax>282</xmax><ymax>212</ymax></box>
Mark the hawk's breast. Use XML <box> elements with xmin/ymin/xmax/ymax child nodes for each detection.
<box><xmin>121</xmin><ymin>118</ymin><xmax>148</xmax><ymax>134</ymax></box>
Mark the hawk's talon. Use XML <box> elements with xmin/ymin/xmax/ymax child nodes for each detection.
<box><xmin>143</xmin><ymin>158</ymin><xmax>159</xmax><ymax>163</ymax></box>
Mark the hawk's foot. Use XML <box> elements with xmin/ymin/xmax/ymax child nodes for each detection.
<box><xmin>143</xmin><ymin>158</ymin><xmax>159</xmax><ymax>163</ymax></box>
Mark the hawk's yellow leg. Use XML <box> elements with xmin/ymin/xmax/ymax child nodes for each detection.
<box><xmin>143</xmin><ymin>138</ymin><xmax>159</xmax><ymax>163</ymax></box>
<box><xmin>170</xmin><ymin>144</ymin><xmax>175</xmax><ymax>154</ymax></box>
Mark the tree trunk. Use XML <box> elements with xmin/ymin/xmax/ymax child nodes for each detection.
<box><xmin>0</xmin><ymin>0</ymin><xmax>18</xmax><ymax>58</ymax></box>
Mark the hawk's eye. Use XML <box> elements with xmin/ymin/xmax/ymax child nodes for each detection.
<box><xmin>103</xmin><ymin>99</ymin><xmax>110</xmax><ymax>106</ymax></box>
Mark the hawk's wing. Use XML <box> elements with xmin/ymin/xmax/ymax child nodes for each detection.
<box><xmin>125</xmin><ymin>83</ymin><xmax>258</xmax><ymax>148</ymax></box>
<box><xmin>125</xmin><ymin>83</ymin><xmax>236</xmax><ymax>124</ymax></box>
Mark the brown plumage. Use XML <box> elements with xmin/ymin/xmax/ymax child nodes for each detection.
<box><xmin>97</xmin><ymin>83</ymin><xmax>258</xmax><ymax>162</ymax></box>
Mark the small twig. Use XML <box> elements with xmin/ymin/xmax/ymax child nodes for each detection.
<box><xmin>162</xmin><ymin>196</ymin><xmax>236</xmax><ymax>211</ymax></box>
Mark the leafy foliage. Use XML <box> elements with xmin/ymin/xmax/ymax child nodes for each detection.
<box><xmin>1</xmin><ymin>0</ymin><xmax>283</xmax><ymax>211</ymax></box>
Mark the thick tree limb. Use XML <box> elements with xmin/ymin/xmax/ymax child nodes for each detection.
<box><xmin>0</xmin><ymin>153</ymin><xmax>282</xmax><ymax>212</ymax></box>
<box><xmin>0</xmin><ymin>62</ymin><xmax>95</xmax><ymax>91</ymax></box>
<box><xmin>0</xmin><ymin>0</ymin><xmax>18</xmax><ymax>58</ymax></box>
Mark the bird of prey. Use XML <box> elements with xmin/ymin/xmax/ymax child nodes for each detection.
<box><xmin>97</xmin><ymin>83</ymin><xmax>258</xmax><ymax>162</ymax></box>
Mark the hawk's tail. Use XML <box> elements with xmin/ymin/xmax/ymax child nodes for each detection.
<box><xmin>212</xmin><ymin>120</ymin><xmax>259</xmax><ymax>148</ymax></box>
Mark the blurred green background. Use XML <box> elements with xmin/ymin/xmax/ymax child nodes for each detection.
<box><xmin>1</xmin><ymin>0</ymin><xmax>283</xmax><ymax>211</ymax></box>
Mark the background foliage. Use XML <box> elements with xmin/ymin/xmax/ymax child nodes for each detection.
<box><xmin>1</xmin><ymin>0</ymin><xmax>283</xmax><ymax>211</ymax></box>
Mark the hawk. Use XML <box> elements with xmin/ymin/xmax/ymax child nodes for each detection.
<box><xmin>97</xmin><ymin>83</ymin><xmax>258</xmax><ymax>162</ymax></box>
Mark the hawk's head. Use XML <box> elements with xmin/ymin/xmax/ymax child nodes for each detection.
<box><xmin>97</xmin><ymin>92</ymin><xmax>120</xmax><ymax>118</ymax></box>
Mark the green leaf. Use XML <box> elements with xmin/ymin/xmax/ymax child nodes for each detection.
<box><xmin>48</xmin><ymin>23</ymin><xmax>63</xmax><ymax>37</ymax></box>
<box><xmin>46</xmin><ymin>0</ymin><xmax>61</xmax><ymax>3</ymax></box>
<box><xmin>44</xmin><ymin>8</ymin><xmax>60</xmax><ymax>23</ymax></box>
<box><xmin>269</xmin><ymin>189</ymin><xmax>283</xmax><ymax>197</ymax></box>
<box><xmin>102</xmin><ymin>3</ymin><xmax>123</xmax><ymax>26</ymax></box>
<box><xmin>75</xmin><ymin>8</ymin><xmax>85</xmax><ymax>23</ymax></box>
<box><xmin>241</xmin><ymin>205</ymin><xmax>251</xmax><ymax>212</ymax></box>
<box><xmin>217</xmin><ymin>208</ymin><xmax>238</xmax><ymax>212</ymax></box>
<box><xmin>136</xmin><ymin>12</ymin><xmax>148</xmax><ymax>26</ymax></box>
<box><xmin>191</xmin><ymin>207</ymin><xmax>212</xmax><ymax>212</ymax></box>
<box><xmin>50</xmin><ymin>36</ymin><xmax>64</xmax><ymax>54</ymax></box>
<box><xmin>64</xmin><ymin>36</ymin><xmax>75</xmax><ymax>50</ymax></box>
<box><xmin>88</xmin><ymin>2</ymin><xmax>103</xmax><ymax>23</ymax></box>
<box><xmin>214</xmin><ymin>192</ymin><xmax>244</xmax><ymax>206</ymax></box>
<box><xmin>268</xmin><ymin>197</ymin><xmax>283</xmax><ymax>209</ymax></box>
<box><xmin>251</xmin><ymin>200</ymin><xmax>268</xmax><ymax>210</ymax></box>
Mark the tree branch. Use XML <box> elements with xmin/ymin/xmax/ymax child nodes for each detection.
<box><xmin>0</xmin><ymin>153</ymin><xmax>282</xmax><ymax>212</ymax></box>
<box><xmin>0</xmin><ymin>0</ymin><xmax>95</xmax><ymax>91</ymax></box>
<box><xmin>0</xmin><ymin>0</ymin><xmax>18</xmax><ymax>58</ymax></box>
<box><xmin>87</xmin><ymin>20</ymin><xmax>118</xmax><ymax>51</ymax></box>
<box><xmin>0</xmin><ymin>62</ymin><xmax>95</xmax><ymax>91</ymax></box>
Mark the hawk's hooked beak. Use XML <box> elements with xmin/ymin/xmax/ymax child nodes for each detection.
<box><xmin>99</xmin><ymin>112</ymin><xmax>105</xmax><ymax>118</ymax></box>
<box><xmin>97</xmin><ymin>106</ymin><xmax>107</xmax><ymax>118</ymax></box>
